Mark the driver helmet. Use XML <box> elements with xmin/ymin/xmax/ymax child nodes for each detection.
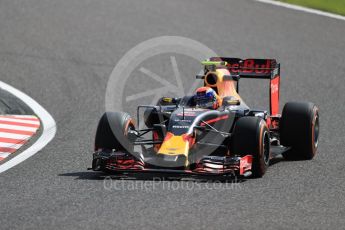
<box><xmin>194</xmin><ymin>87</ymin><xmax>220</xmax><ymax>109</ymax></box>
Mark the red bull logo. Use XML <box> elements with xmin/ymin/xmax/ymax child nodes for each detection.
<box><xmin>227</xmin><ymin>59</ymin><xmax>272</xmax><ymax>74</ymax></box>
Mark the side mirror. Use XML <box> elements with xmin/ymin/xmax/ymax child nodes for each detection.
<box><xmin>222</xmin><ymin>97</ymin><xmax>241</xmax><ymax>106</ymax></box>
<box><xmin>227</xmin><ymin>99</ymin><xmax>240</xmax><ymax>105</ymax></box>
<box><xmin>160</xmin><ymin>97</ymin><xmax>178</xmax><ymax>105</ymax></box>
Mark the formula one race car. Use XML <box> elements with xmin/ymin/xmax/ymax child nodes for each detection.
<box><xmin>91</xmin><ymin>58</ymin><xmax>319</xmax><ymax>178</ymax></box>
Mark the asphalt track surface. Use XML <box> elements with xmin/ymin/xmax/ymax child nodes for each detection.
<box><xmin>0</xmin><ymin>0</ymin><xmax>345</xmax><ymax>229</ymax></box>
<box><xmin>0</xmin><ymin>89</ymin><xmax>33</xmax><ymax>115</ymax></box>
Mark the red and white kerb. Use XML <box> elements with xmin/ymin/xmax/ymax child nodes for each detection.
<box><xmin>0</xmin><ymin>115</ymin><xmax>40</xmax><ymax>161</ymax></box>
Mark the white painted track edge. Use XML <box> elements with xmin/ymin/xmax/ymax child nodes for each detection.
<box><xmin>254</xmin><ymin>0</ymin><xmax>345</xmax><ymax>21</ymax></box>
<box><xmin>0</xmin><ymin>81</ymin><xmax>57</xmax><ymax>173</ymax></box>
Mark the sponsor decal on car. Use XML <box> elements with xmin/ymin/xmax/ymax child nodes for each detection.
<box><xmin>172</xmin><ymin>125</ymin><xmax>190</xmax><ymax>129</ymax></box>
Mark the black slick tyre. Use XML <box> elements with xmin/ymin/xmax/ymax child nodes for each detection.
<box><xmin>280</xmin><ymin>102</ymin><xmax>319</xmax><ymax>160</ymax></box>
<box><xmin>94</xmin><ymin>112</ymin><xmax>135</xmax><ymax>153</ymax></box>
<box><xmin>232</xmin><ymin>117</ymin><xmax>270</xmax><ymax>177</ymax></box>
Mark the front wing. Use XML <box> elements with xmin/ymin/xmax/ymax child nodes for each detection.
<box><xmin>91</xmin><ymin>150</ymin><xmax>253</xmax><ymax>177</ymax></box>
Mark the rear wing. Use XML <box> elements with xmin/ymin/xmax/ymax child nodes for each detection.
<box><xmin>207</xmin><ymin>57</ymin><xmax>281</xmax><ymax>116</ymax></box>
<box><xmin>209</xmin><ymin>57</ymin><xmax>280</xmax><ymax>79</ymax></box>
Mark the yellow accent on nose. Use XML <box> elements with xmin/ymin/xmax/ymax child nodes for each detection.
<box><xmin>158</xmin><ymin>136</ymin><xmax>189</xmax><ymax>157</ymax></box>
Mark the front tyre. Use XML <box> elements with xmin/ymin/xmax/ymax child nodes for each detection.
<box><xmin>94</xmin><ymin>112</ymin><xmax>135</xmax><ymax>153</ymax></box>
<box><xmin>280</xmin><ymin>102</ymin><xmax>319</xmax><ymax>160</ymax></box>
<box><xmin>232</xmin><ymin>117</ymin><xmax>270</xmax><ymax>178</ymax></box>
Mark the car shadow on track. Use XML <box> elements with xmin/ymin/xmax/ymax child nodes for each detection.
<box><xmin>59</xmin><ymin>171</ymin><xmax>247</xmax><ymax>183</ymax></box>
<box><xmin>269</xmin><ymin>155</ymin><xmax>284</xmax><ymax>166</ymax></box>
<box><xmin>58</xmin><ymin>171</ymin><xmax>106</xmax><ymax>180</ymax></box>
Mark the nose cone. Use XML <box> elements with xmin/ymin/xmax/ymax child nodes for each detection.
<box><xmin>158</xmin><ymin>135</ymin><xmax>189</xmax><ymax>156</ymax></box>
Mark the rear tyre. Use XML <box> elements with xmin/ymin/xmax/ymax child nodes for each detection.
<box><xmin>232</xmin><ymin>117</ymin><xmax>270</xmax><ymax>178</ymax></box>
<box><xmin>280</xmin><ymin>102</ymin><xmax>319</xmax><ymax>160</ymax></box>
<box><xmin>94</xmin><ymin>112</ymin><xmax>135</xmax><ymax>153</ymax></box>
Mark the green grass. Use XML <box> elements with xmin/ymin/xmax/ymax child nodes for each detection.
<box><xmin>279</xmin><ymin>0</ymin><xmax>345</xmax><ymax>16</ymax></box>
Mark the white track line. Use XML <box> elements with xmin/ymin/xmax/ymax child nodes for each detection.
<box><xmin>254</xmin><ymin>0</ymin><xmax>345</xmax><ymax>21</ymax></box>
<box><xmin>0</xmin><ymin>81</ymin><xmax>57</xmax><ymax>173</ymax></box>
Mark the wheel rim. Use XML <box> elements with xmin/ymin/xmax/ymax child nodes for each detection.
<box><xmin>263</xmin><ymin>131</ymin><xmax>270</xmax><ymax>165</ymax></box>
<box><xmin>314</xmin><ymin>114</ymin><xmax>319</xmax><ymax>148</ymax></box>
